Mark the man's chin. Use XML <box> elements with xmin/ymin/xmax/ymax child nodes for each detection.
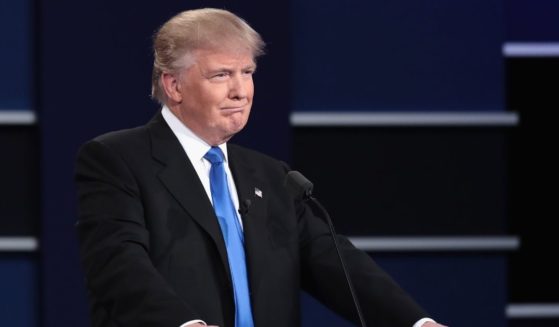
<box><xmin>215</xmin><ymin>124</ymin><xmax>247</xmax><ymax>144</ymax></box>
<box><xmin>227</xmin><ymin>118</ymin><xmax>248</xmax><ymax>133</ymax></box>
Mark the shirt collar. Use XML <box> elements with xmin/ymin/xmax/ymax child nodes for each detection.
<box><xmin>161</xmin><ymin>105</ymin><xmax>229</xmax><ymax>162</ymax></box>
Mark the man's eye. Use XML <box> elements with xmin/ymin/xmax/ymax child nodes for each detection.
<box><xmin>214</xmin><ymin>72</ymin><xmax>228</xmax><ymax>78</ymax></box>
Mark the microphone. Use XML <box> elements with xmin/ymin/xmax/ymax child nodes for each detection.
<box><xmin>239</xmin><ymin>199</ymin><xmax>252</xmax><ymax>216</ymax></box>
<box><xmin>285</xmin><ymin>171</ymin><xmax>367</xmax><ymax>327</ymax></box>
<box><xmin>285</xmin><ymin>171</ymin><xmax>314</xmax><ymax>200</ymax></box>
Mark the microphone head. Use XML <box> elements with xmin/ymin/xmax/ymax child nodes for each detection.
<box><xmin>285</xmin><ymin>170</ymin><xmax>314</xmax><ymax>200</ymax></box>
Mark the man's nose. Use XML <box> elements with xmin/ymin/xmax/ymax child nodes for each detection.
<box><xmin>228</xmin><ymin>75</ymin><xmax>248</xmax><ymax>99</ymax></box>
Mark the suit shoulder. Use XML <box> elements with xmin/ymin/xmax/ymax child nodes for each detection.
<box><xmin>78</xmin><ymin>123</ymin><xmax>151</xmax><ymax>155</ymax></box>
<box><xmin>76</xmin><ymin>125</ymin><xmax>151</xmax><ymax>164</ymax></box>
<box><xmin>92</xmin><ymin>125</ymin><xmax>149</xmax><ymax>148</ymax></box>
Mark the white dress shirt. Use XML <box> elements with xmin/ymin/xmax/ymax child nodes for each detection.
<box><xmin>162</xmin><ymin>106</ymin><xmax>242</xmax><ymax>225</ymax></box>
<box><xmin>163</xmin><ymin>106</ymin><xmax>240</xmax><ymax>327</ymax></box>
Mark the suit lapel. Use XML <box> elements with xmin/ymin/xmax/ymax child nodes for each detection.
<box><xmin>147</xmin><ymin>113</ymin><xmax>232</xmax><ymax>281</ymax></box>
<box><xmin>147</xmin><ymin>114</ymin><xmax>269</xmax><ymax>313</ymax></box>
<box><xmin>227</xmin><ymin>144</ymin><xmax>269</xmax><ymax>304</ymax></box>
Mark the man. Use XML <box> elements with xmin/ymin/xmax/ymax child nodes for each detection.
<box><xmin>75</xmin><ymin>8</ymin><xmax>447</xmax><ymax>327</ymax></box>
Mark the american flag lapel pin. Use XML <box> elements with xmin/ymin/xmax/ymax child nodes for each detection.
<box><xmin>254</xmin><ymin>187</ymin><xmax>263</xmax><ymax>198</ymax></box>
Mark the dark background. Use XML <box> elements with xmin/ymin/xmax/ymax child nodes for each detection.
<box><xmin>0</xmin><ymin>0</ymin><xmax>558</xmax><ymax>326</ymax></box>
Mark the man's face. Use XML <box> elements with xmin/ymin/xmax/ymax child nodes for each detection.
<box><xmin>173</xmin><ymin>49</ymin><xmax>256</xmax><ymax>145</ymax></box>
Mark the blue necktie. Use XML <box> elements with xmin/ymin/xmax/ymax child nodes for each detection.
<box><xmin>204</xmin><ymin>147</ymin><xmax>254</xmax><ymax>327</ymax></box>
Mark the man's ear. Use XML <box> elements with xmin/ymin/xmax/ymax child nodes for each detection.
<box><xmin>161</xmin><ymin>72</ymin><xmax>182</xmax><ymax>103</ymax></box>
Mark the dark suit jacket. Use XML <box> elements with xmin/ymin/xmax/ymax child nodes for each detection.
<box><xmin>75</xmin><ymin>112</ymin><xmax>426</xmax><ymax>327</ymax></box>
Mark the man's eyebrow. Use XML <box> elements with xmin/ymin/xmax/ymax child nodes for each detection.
<box><xmin>209</xmin><ymin>68</ymin><xmax>232</xmax><ymax>73</ymax></box>
<box><xmin>203</xmin><ymin>67</ymin><xmax>233</xmax><ymax>76</ymax></box>
<box><xmin>244</xmin><ymin>63</ymin><xmax>257</xmax><ymax>70</ymax></box>
<box><xmin>203</xmin><ymin>63</ymin><xmax>256</xmax><ymax>75</ymax></box>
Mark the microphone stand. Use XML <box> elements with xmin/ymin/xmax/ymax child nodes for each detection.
<box><xmin>306</xmin><ymin>195</ymin><xmax>368</xmax><ymax>327</ymax></box>
<box><xmin>285</xmin><ymin>170</ymin><xmax>366</xmax><ymax>327</ymax></box>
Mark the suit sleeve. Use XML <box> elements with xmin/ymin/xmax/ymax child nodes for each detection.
<box><xmin>75</xmin><ymin>140</ymin><xmax>198</xmax><ymax>326</ymax></box>
<box><xmin>294</xmin><ymin>183</ymin><xmax>427</xmax><ymax>327</ymax></box>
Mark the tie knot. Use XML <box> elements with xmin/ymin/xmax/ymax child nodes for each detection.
<box><xmin>204</xmin><ymin>146</ymin><xmax>225</xmax><ymax>165</ymax></box>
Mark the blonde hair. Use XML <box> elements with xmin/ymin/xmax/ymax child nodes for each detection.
<box><xmin>151</xmin><ymin>8</ymin><xmax>265</xmax><ymax>104</ymax></box>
